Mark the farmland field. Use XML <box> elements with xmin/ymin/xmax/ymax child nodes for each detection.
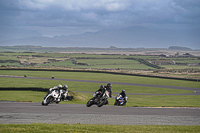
<box><xmin>0</xmin><ymin>47</ymin><xmax>200</xmax><ymax>79</ymax></box>
<box><xmin>0</xmin><ymin>53</ymin><xmax>199</xmax><ymax>69</ymax></box>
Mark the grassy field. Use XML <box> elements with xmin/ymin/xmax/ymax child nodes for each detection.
<box><xmin>0</xmin><ymin>70</ymin><xmax>199</xmax><ymax>107</ymax></box>
<box><xmin>0</xmin><ymin>70</ymin><xmax>199</xmax><ymax>88</ymax></box>
<box><xmin>0</xmin><ymin>123</ymin><xmax>200</xmax><ymax>133</ymax></box>
<box><xmin>1</xmin><ymin>90</ymin><xmax>199</xmax><ymax>107</ymax></box>
<box><xmin>0</xmin><ymin>52</ymin><xmax>200</xmax><ymax>80</ymax></box>
<box><xmin>73</xmin><ymin>58</ymin><xmax>155</xmax><ymax>70</ymax></box>
<box><xmin>0</xmin><ymin>52</ymin><xmax>199</xmax><ymax>72</ymax></box>
<box><xmin>0</xmin><ymin>70</ymin><xmax>200</xmax><ymax>132</ymax></box>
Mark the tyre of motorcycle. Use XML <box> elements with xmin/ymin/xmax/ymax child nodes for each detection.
<box><xmin>97</xmin><ymin>98</ymin><xmax>106</xmax><ymax>107</ymax></box>
<box><xmin>86</xmin><ymin>98</ymin><xmax>94</xmax><ymax>107</ymax></box>
<box><xmin>114</xmin><ymin>96</ymin><xmax>119</xmax><ymax>106</ymax></box>
<box><xmin>42</xmin><ymin>96</ymin><xmax>54</xmax><ymax>106</ymax></box>
<box><xmin>114</xmin><ymin>100</ymin><xmax>118</xmax><ymax>106</ymax></box>
<box><xmin>46</xmin><ymin>96</ymin><xmax>54</xmax><ymax>106</ymax></box>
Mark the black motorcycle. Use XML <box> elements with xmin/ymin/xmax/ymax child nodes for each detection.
<box><xmin>86</xmin><ymin>90</ymin><xmax>109</xmax><ymax>107</ymax></box>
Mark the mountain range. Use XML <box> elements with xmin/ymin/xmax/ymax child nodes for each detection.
<box><xmin>0</xmin><ymin>26</ymin><xmax>199</xmax><ymax>49</ymax></box>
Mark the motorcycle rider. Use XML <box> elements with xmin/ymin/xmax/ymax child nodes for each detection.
<box><xmin>49</xmin><ymin>84</ymin><xmax>62</xmax><ymax>92</ymax></box>
<box><xmin>94</xmin><ymin>83</ymin><xmax>112</xmax><ymax>98</ymax></box>
<box><xmin>47</xmin><ymin>84</ymin><xmax>68</xmax><ymax>101</ymax></box>
<box><xmin>92</xmin><ymin>85</ymin><xmax>104</xmax><ymax>100</ymax></box>
<box><xmin>104</xmin><ymin>83</ymin><xmax>112</xmax><ymax>98</ymax></box>
<box><xmin>60</xmin><ymin>84</ymin><xmax>68</xmax><ymax>101</ymax></box>
<box><xmin>99</xmin><ymin>83</ymin><xmax>112</xmax><ymax>105</ymax></box>
<box><xmin>119</xmin><ymin>89</ymin><xmax>127</xmax><ymax>104</ymax></box>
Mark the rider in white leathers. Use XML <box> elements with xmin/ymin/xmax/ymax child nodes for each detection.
<box><xmin>48</xmin><ymin>84</ymin><xmax>68</xmax><ymax>101</ymax></box>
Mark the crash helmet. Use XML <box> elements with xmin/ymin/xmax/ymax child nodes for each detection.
<box><xmin>107</xmin><ymin>83</ymin><xmax>112</xmax><ymax>88</ymax></box>
<box><xmin>100</xmin><ymin>85</ymin><xmax>104</xmax><ymax>89</ymax></box>
<box><xmin>58</xmin><ymin>84</ymin><xmax>62</xmax><ymax>89</ymax></box>
<box><xmin>122</xmin><ymin>89</ymin><xmax>125</xmax><ymax>93</ymax></box>
<box><xmin>63</xmin><ymin>84</ymin><xmax>68</xmax><ymax>90</ymax></box>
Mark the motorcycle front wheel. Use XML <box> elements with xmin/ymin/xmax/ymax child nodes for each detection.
<box><xmin>86</xmin><ymin>98</ymin><xmax>93</xmax><ymax>107</ymax></box>
<box><xmin>45</xmin><ymin>96</ymin><xmax>53</xmax><ymax>106</ymax></box>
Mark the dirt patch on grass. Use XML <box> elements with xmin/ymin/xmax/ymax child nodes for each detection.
<box><xmin>68</xmin><ymin>90</ymin><xmax>88</xmax><ymax>101</ymax></box>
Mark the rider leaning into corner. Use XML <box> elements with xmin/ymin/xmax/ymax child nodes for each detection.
<box><xmin>47</xmin><ymin>84</ymin><xmax>68</xmax><ymax>101</ymax></box>
<box><xmin>100</xmin><ymin>83</ymin><xmax>112</xmax><ymax>104</ymax></box>
<box><xmin>93</xmin><ymin>85</ymin><xmax>105</xmax><ymax>100</ymax></box>
<box><xmin>119</xmin><ymin>89</ymin><xmax>127</xmax><ymax>103</ymax></box>
<box><xmin>92</xmin><ymin>83</ymin><xmax>112</xmax><ymax>104</ymax></box>
<box><xmin>103</xmin><ymin>83</ymin><xmax>112</xmax><ymax>97</ymax></box>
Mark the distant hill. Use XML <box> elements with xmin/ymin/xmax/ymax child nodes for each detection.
<box><xmin>0</xmin><ymin>27</ymin><xmax>43</xmax><ymax>41</ymax></box>
<box><xmin>1</xmin><ymin>45</ymin><xmax>197</xmax><ymax>53</ymax></box>
<box><xmin>0</xmin><ymin>26</ymin><xmax>199</xmax><ymax>49</ymax></box>
<box><xmin>168</xmin><ymin>46</ymin><xmax>193</xmax><ymax>51</ymax></box>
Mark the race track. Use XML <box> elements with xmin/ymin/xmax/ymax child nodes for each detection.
<box><xmin>0</xmin><ymin>102</ymin><xmax>200</xmax><ymax>125</ymax></box>
<box><xmin>1</xmin><ymin>75</ymin><xmax>200</xmax><ymax>95</ymax></box>
<box><xmin>0</xmin><ymin>75</ymin><xmax>200</xmax><ymax>125</ymax></box>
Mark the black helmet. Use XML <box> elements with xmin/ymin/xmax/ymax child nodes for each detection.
<box><xmin>100</xmin><ymin>85</ymin><xmax>104</xmax><ymax>89</ymax></box>
<box><xmin>122</xmin><ymin>89</ymin><xmax>125</xmax><ymax>93</ymax></box>
<box><xmin>107</xmin><ymin>83</ymin><xmax>112</xmax><ymax>88</ymax></box>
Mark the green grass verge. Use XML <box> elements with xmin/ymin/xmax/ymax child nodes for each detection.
<box><xmin>128</xmin><ymin>95</ymin><xmax>200</xmax><ymax>107</ymax></box>
<box><xmin>0</xmin><ymin>70</ymin><xmax>199</xmax><ymax>88</ymax></box>
<box><xmin>0</xmin><ymin>77</ymin><xmax>194</xmax><ymax>94</ymax></box>
<box><xmin>0</xmin><ymin>124</ymin><xmax>200</xmax><ymax>133</ymax></box>
<box><xmin>0</xmin><ymin>91</ymin><xmax>89</xmax><ymax>104</ymax></box>
<box><xmin>0</xmin><ymin>91</ymin><xmax>47</xmax><ymax>103</ymax></box>
<box><xmin>1</xmin><ymin>90</ymin><xmax>199</xmax><ymax>107</ymax></box>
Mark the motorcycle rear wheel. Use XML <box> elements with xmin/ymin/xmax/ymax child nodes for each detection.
<box><xmin>114</xmin><ymin>101</ymin><xmax>118</xmax><ymax>106</ymax></box>
<box><xmin>97</xmin><ymin>99</ymin><xmax>106</xmax><ymax>107</ymax></box>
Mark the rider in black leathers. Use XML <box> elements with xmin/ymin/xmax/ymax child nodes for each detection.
<box><xmin>119</xmin><ymin>89</ymin><xmax>127</xmax><ymax>104</ymax></box>
<box><xmin>100</xmin><ymin>83</ymin><xmax>112</xmax><ymax>98</ymax></box>
<box><xmin>92</xmin><ymin>85</ymin><xmax>104</xmax><ymax>100</ymax></box>
<box><xmin>99</xmin><ymin>83</ymin><xmax>112</xmax><ymax>105</ymax></box>
<box><xmin>92</xmin><ymin>83</ymin><xmax>112</xmax><ymax>104</ymax></box>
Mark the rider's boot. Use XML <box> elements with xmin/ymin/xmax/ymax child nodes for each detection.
<box><xmin>105</xmin><ymin>99</ymin><xmax>109</xmax><ymax>105</ymax></box>
<box><xmin>61</xmin><ymin>95</ymin><xmax>65</xmax><ymax>101</ymax></box>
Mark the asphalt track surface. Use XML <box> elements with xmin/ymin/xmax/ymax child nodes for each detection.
<box><xmin>0</xmin><ymin>102</ymin><xmax>200</xmax><ymax>125</ymax></box>
<box><xmin>0</xmin><ymin>75</ymin><xmax>200</xmax><ymax>125</ymax></box>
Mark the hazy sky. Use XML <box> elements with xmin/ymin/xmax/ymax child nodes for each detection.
<box><xmin>1</xmin><ymin>0</ymin><xmax>200</xmax><ymax>37</ymax></box>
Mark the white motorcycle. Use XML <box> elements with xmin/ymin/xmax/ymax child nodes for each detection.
<box><xmin>42</xmin><ymin>89</ymin><xmax>61</xmax><ymax>106</ymax></box>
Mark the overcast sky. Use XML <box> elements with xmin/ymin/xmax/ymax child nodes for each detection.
<box><xmin>1</xmin><ymin>0</ymin><xmax>200</xmax><ymax>37</ymax></box>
